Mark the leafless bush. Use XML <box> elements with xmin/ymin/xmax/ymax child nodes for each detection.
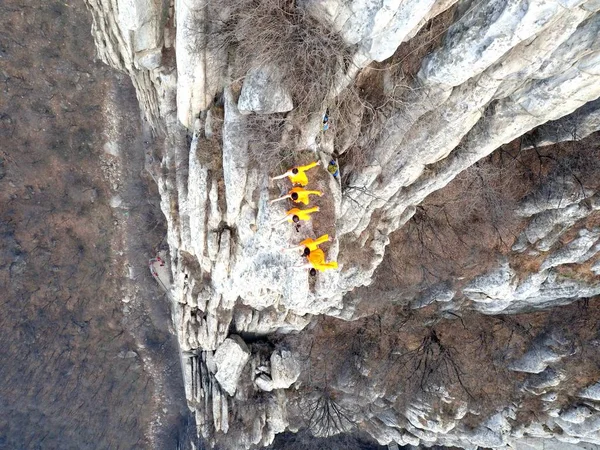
<box><xmin>230</xmin><ymin>0</ymin><xmax>353</xmax><ymax>115</ymax></box>
<box><xmin>304</xmin><ymin>388</ymin><xmax>353</xmax><ymax>437</ymax></box>
<box><xmin>392</xmin><ymin>328</ymin><xmax>474</xmax><ymax>400</ymax></box>
<box><xmin>264</xmin><ymin>430</ymin><xmax>373</xmax><ymax>450</ymax></box>
<box><xmin>244</xmin><ymin>113</ymin><xmax>297</xmax><ymax>172</ymax></box>
<box><xmin>450</xmin><ymin>157</ymin><xmax>521</xmax><ymax>248</ymax></box>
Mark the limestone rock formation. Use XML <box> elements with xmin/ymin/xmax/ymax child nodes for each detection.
<box><xmin>214</xmin><ymin>335</ymin><xmax>250</xmax><ymax>396</ymax></box>
<box><xmin>270</xmin><ymin>349</ymin><xmax>301</xmax><ymax>390</ymax></box>
<box><xmin>84</xmin><ymin>0</ymin><xmax>600</xmax><ymax>448</ymax></box>
<box><xmin>238</xmin><ymin>67</ymin><xmax>294</xmax><ymax>115</ymax></box>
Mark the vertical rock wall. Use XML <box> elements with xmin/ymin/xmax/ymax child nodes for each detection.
<box><xmin>84</xmin><ymin>0</ymin><xmax>600</xmax><ymax>447</ymax></box>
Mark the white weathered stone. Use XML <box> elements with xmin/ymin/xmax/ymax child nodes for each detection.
<box><xmin>213</xmin><ymin>335</ymin><xmax>250</xmax><ymax>396</ymax></box>
<box><xmin>510</xmin><ymin>332</ymin><xmax>570</xmax><ymax>374</ymax></box>
<box><xmin>561</xmin><ymin>406</ymin><xmax>594</xmax><ymax>424</ymax></box>
<box><xmin>366</xmin><ymin>0</ymin><xmax>437</xmax><ymax>62</ymax></box>
<box><xmin>463</xmin><ymin>261</ymin><xmax>516</xmax><ymax>306</ymax></box>
<box><xmin>411</xmin><ymin>283</ymin><xmax>455</xmax><ymax>308</ymax></box>
<box><xmin>420</xmin><ymin>0</ymin><xmax>566</xmax><ymax>86</ymax></box>
<box><xmin>270</xmin><ymin>349</ymin><xmax>301</xmax><ymax>389</ymax></box>
<box><xmin>234</xmin><ymin>307</ymin><xmax>312</xmax><ymax>336</ymax></box>
<box><xmin>222</xmin><ymin>86</ymin><xmax>249</xmax><ymax>225</ymax></box>
<box><xmin>255</xmin><ymin>374</ymin><xmax>274</xmax><ymax>392</ymax></box>
<box><xmin>524</xmin><ymin>98</ymin><xmax>600</xmax><ymax>148</ymax></box>
<box><xmin>542</xmin><ymin>392</ymin><xmax>559</xmax><ymax>402</ymax></box>
<box><xmin>524</xmin><ymin>368</ymin><xmax>566</xmax><ymax>392</ymax></box>
<box><xmin>175</xmin><ymin>0</ymin><xmax>227</xmax><ymax>127</ymax></box>
<box><xmin>580</xmin><ymin>382</ymin><xmax>600</xmax><ymax>401</ymax></box>
<box><xmin>117</xmin><ymin>0</ymin><xmax>163</xmax><ymax>52</ymax></box>
<box><xmin>541</xmin><ymin>228</ymin><xmax>600</xmax><ymax>270</ymax></box>
<box><xmin>238</xmin><ymin>67</ymin><xmax>293</xmax><ymax>115</ymax></box>
<box><xmin>135</xmin><ymin>47</ymin><xmax>162</xmax><ymax>70</ymax></box>
<box><xmin>517</xmin><ymin>178</ymin><xmax>595</xmax><ymax>218</ymax></box>
<box><xmin>592</xmin><ymin>259</ymin><xmax>600</xmax><ymax>276</ymax></box>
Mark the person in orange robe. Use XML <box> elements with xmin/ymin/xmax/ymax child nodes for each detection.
<box><xmin>296</xmin><ymin>248</ymin><xmax>338</xmax><ymax>275</ymax></box>
<box><xmin>271</xmin><ymin>161</ymin><xmax>320</xmax><ymax>186</ymax></box>
<box><xmin>272</xmin><ymin>206</ymin><xmax>319</xmax><ymax>226</ymax></box>
<box><xmin>284</xmin><ymin>234</ymin><xmax>330</xmax><ymax>253</ymax></box>
<box><xmin>270</xmin><ymin>187</ymin><xmax>323</xmax><ymax>205</ymax></box>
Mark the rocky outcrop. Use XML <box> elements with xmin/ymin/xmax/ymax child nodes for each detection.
<box><xmin>509</xmin><ymin>331</ymin><xmax>572</xmax><ymax>374</ymax></box>
<box><xmin>175</xmin><ymin>0</ymin><xmax>228</xmax><ymax>128</ymax></box>
<box><xmin>300</xmin><ymin>0</ymin><xmax>455</xmax><ymax>63</ymax></box>
<box><xmin>238</xmin><ymin>67</ymin><xmax>294</xmax><ymax>115</ymax></box>
<box><xmin>254</xmin><ymin>349</ymin><xmax>301</xmax><ymax>392</ymax></box>
<box><xmin>214</xmin><ymin>336</ymin><xmax>250</xmax><ymax>396</ymax></box>
<box><xmin>85</xmin><ymin>0</ymin><xmax>600</xmax><ymax>448</ymax></box>
<box><xmin>525</xmin><ymin>98</ymin><xmax>600</xmax><ymax>148</ymax></box>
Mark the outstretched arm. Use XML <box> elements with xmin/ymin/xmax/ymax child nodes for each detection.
<box><xmin>282</xmin><ymin>244</ymin><xmax>304</xmax><ymax>252</ymax></box>
<box><xmin>271</xmin><ymin>171</ymin><xmax>292</xmax><ymax>181</ymax></box>
<box><xmin>313</xmin><ymin>234</ymin><xmax>330</xmax><ymax>247</ymax></box>
<box><xmin>271</xmin><ymin>215</ymin><xmax>290</xmax><ymax>226</ymax></box>
<box><xmin>293</xmin><ymin>263</ymin><xmax>313</xmax><ymax>270</ymax></box>
<box><xmin>270</xmin><ymin>195</ymin><xmax>291</xmax><ymax>204</ymax></box>
<box><xmin>297</xmin><ymin>161</ymin><xmax>321</xmax><ymax>172</ymax></box>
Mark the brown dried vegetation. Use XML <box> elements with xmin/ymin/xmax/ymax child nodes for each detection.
<box><xmin>0</xmin><ymin>1</ymin><xmax>188</xmax><ymax>447</ymax></box>
<box><xmin>282</xmin><ymin>297</ymin><xmax>600</xmax><ymax>434</ymax></box>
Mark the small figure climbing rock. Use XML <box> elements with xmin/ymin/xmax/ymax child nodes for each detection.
<box><xmin>272</xmin><ymin>206</ymin><xmax>319</xmax><ymax>226</ymax></box>
<box><xmin>297</xmin><ymin>248</ymin><xmax>338</xmax><ymax>275</ymax></box>
<box><xmin>270</xmin><ymin>187</ymin><xmax>323</xmax><ymax>205</ymax></box>
<box><xmin>322</xmin><ymin>110</ymin><xmax>330</xmax><ymax>131</ymax></box>
<box><xmin>271</xmin><ymin>161</ymin><xmax>321</xmax><ymax>187</ymax></box>
<box><xmin>285</xmin><ymin>234</ymin><xmax>330</xmax><ymax>253</ymax></box>
<box><xmin>327</xmin><ymin>160</ymin><xmax>339</xmax><ymax>178</ymax></box>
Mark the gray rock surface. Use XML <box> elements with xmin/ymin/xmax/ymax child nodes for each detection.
<box><xmin>238</xmin><ymin>67</ymin><xmax>293</xmax><ymax>115</ymax></box>
<box><xmin>84</xmin><ymin>0</ymin><xmax>600</xmax><ymax>447</ymax></box>
<box><xmin>214</xmin><ymin>336</ymin><xmax>251</xmax><ymax>396</ymax></box>
<box><xmin>523</xmin><ymin>368</ymin><xmax>566</xmax><ymax>393</ymax></box>
<box><xmin>301</xmin><ymin>0</ymin><xmax>441</xmax><ymax>63</ymax></box>
<box><xmin>540</xmin><ymin>228</ymin><xmax>600</xmax><ymax>270</ymax></box>
<box><xmin>524</xmin><ymin>98</ymin><xmax>600</xmax><ymax>148</ymax></box>
<box><xmin>175</xmin><ymin>0</ymin><xmax>228</xmax><ymax>128</ymax></box>
<box><xmin>270</xmin><ymin>349</ymin><xmax>301</xmax><ymax>389</ymax></box>
<box><xmin>561</xmin><ymin>406</ymin><xmax>595</xmax><ymax>424</ymax></box>
<box><xmin>511</xmin><ymin>346</ymin><xmax>564</xmax><ymax>374</ymax></box>
<box><xmin>580</xmin><ymin>382</ymin><xmax>600</xmax><ymax>401</ymax></box>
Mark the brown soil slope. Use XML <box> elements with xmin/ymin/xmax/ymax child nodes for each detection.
<box><xmin>0</xmin><ymin>1</ymin><xmax>191</xmax><ymax>448</ymax></box>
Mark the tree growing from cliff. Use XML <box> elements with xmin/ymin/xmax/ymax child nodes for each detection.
<box><xmin>304</xmin><ymin>387</ymin><xmax>353</xmax><ymax>437</ymax></box>
<box><xmin>393</xmin><ymin>328</ymin><xmax>474</xmax><ymax>400</ymax></box>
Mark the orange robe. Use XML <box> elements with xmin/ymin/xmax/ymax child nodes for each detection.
<box><xmin>288</xmin><ymin>161</ymin><xmax>319</xmax><ymax>186</ymax></box>
<box><xmin>289</xmin><ymin>187</ymin><xmax>322</xmax><ymax>205</ymax></box>
<box><xmin>307</xmin><ymin>248</ymin><xmax>338</xmax><ymax>272</ymax></box>
<box><xmin>299</xmin><ymin>234</ymin><xmax>329</xmax><ymax>251</ymax></box>
<box><xmin>285</xmin><ymin>207</ymin><xmax>319</xmax><ymax>222</ymax></box>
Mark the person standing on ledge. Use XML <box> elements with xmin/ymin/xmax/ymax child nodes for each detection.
<box><xmin>296</xmin><ymin>247</ymin><xmax>338</xmax><ymax>275</ymax></box>
<box><xmin>270</xmin><ymin>187</ymin><xmax>324</xmax><ymax>205</ymax></box>
<box><xmin>272</xmin><ymin>206</ymin><xmax>320</xmax><ymax>226</ymax></box>
<box><xmin>284</xmin><ymin>234</ymin><xmax>330</xmax><ymax>253</ymax></box>
<box><xmin>271</xmin><ymin>161</ymin><xmax>321</xmax><ymax>187</ymax></box>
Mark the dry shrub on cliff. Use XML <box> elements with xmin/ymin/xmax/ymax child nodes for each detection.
<box><xmin>266</xmin><ymin>430</ymin><xmax>381</xmax><ymax>450</ymax></box>
<box><xmin>230</xmin><ymin>0</ymin><xmax>353</xmax><ymax>114</ymax></box>
<box><xmin>244</xmin><ymin>113</ymin><xmax>297</xmax><ymax>170</ymax></box>
<box><xmin>284</xmin><ymin>309</ymin><xmax>520</xmax><ymax>430</ymax></box>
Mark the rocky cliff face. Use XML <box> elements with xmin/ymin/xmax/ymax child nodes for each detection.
<box><xmin>84</xmin><ymin>0</ymin><xmax>600</xmax><ymax>448</ymax></box>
